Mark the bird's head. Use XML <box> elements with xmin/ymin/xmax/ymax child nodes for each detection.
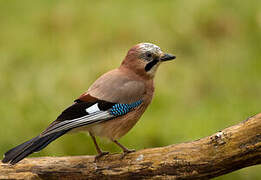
<box><xmin>121</xmin><ymin>43</ymin><xmax>176</xmax><ymax>79</ymax></box>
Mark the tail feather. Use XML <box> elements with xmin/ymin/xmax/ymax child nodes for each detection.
<box><xmin>2</xmin><ymin>130</ymin><xmax>68</xmax><ymax>164</ymax></box>
<box><xmin>2</xmin><ymin>136</ymin><xmax>39</xmax><ymax>163</ymax></box>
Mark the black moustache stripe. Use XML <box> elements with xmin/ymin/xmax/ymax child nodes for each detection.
<box><xmin>145</xmin><ymin>59</ymin><xmax>159</xmax><ymax>72</ymax></box>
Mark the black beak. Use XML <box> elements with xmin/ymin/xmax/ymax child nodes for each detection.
<box><xmin>160</xmin><ymin>53</ymin><xmax>176</xmax><ymax>61</ymax></box>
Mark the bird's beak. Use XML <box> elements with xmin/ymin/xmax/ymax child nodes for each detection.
<box><xmin>160</xmin><ymin>53</ymin><xmax>176</xmax><ymax>61</ymax></box>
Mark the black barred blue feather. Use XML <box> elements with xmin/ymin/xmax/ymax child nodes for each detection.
<box><xmin>42</xmin><ymin>99</ymin><xmax>143</xmax><ymax>136</ymax></box>
<box><xmin>110</xmin><ymin>100</ymin><xmax>143</xmax><ymax>116</ymax></box>
<box><xmin>2</xmin><ymin>98</ymin><xmax>143</xmax><ymax>164</ymax></box>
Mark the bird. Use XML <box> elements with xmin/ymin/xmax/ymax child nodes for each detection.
<box><xmin>2</xmin><ymin>42</ymin><xmax>176</xmax><ymax>165</ymax></box>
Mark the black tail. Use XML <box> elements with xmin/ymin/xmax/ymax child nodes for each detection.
<box><xmin>2</xmin><ymin>130</ymin><xmax>68</xmax><ymax>164</ymax></box>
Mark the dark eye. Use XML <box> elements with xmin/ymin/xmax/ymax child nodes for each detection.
<box><xmin>146</xmin><ymin>53</ymin><xmax>152</xmax><ymax>58</ymax></box>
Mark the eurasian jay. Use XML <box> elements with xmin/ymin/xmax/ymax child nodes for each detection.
<box><xmin>2</xmin><ymin>42</ymin><xmax>175</xmax><ymax>164</ymax></box>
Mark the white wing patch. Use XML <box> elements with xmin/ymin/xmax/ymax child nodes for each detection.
<box><xmin>86</xmin><ymin>103</ymin><xmax>100</xmax><ymax>114</ymax></box>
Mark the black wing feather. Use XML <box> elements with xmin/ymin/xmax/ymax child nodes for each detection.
<box><xmin>57</xmin><ymin>100</ymin><xmax>115</xmax><ymax>121</ymax></box>
<box><xmin>2</xmin><ymin>98</ymin><xmax>116</xmax><ymax>164</ymax></box>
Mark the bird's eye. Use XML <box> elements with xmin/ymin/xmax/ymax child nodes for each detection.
<box><xmin>146</xmin><ymin>53</ymin><xmax>152</xmax><ymax>58</ymax></box>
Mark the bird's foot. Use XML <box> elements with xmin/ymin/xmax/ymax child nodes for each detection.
<box><xmin>120</xmin><ymin>149</ymin><xmax>136</xmax><ymax>159</ymax></box>
<box><xmin>124</xmin><ymin>149</ymin><xmax>136</xmax><ymax>154</ymax></box>
<box><xmin>94</xmin><ymin>151</ymin><xmax>109</xmax><ymax>162</ymax></box>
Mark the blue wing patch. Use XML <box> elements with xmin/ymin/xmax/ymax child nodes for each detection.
<box><xmin>109</xmin><ymin>100</ymin><xmax>143</xmax><ymax>116</ymax></box>
<box><xmin>43</xmin><ymin>99</ymin><xmax>143</xmax><ymax>136</ymax></box>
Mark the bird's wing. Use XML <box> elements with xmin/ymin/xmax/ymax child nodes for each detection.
<box><xmin>42</xmin><ymin>69</ymin><xmax>145</xmax><ymax>136</ymax></box>
<box><xmin>42</xmin><ymin>97</ymin><xmax>143</xmax><ymax>136</ymax></box>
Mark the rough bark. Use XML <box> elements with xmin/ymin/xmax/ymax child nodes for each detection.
<box><xmin>1</xmin><ymin>113</ymin><xmax>261</xmax><ymax>180</ymax></box>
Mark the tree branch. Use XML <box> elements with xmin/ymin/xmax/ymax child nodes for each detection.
<box><xmin>1</xmin><ymin>113</ymin><xmax>261</xmax><ymax>179</ymax></box>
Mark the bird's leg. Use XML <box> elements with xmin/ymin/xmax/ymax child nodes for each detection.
<box><xmin>89</xmin><ymin>132</ymin><xmax>109</xmax><ymax>160</ymax></box>
<box><xmin>113</xmin><ymin>140</ymin><xmax>135</xmax><ymax>157</ymax></box>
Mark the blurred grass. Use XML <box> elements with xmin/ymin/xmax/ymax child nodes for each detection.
<box><xmin>0</xmin><ymin>0</ymin><xmax>261</xmax><ymax>179</ymax></box>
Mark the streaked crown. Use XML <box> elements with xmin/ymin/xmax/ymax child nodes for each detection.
<box><xmin>136</xmin><ymin>43</ymin><xmax>163</xmax><ymax>56</ymax></box>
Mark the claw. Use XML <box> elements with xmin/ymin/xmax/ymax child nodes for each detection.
<box><xmin>95</xmin><ymin>151</ymin><xmax>109</xmax><ymax>162</ymax></box>
<box><xmin>120</xmin><ymin>149</ymin><xmax>135</xmax><ymax>159</ymax></box>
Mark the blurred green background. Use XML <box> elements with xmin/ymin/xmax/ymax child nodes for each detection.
<box><xmin>0</xmin><ymin>0</ymin><xmax>261</xmax><ymax>179</ymax></box>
